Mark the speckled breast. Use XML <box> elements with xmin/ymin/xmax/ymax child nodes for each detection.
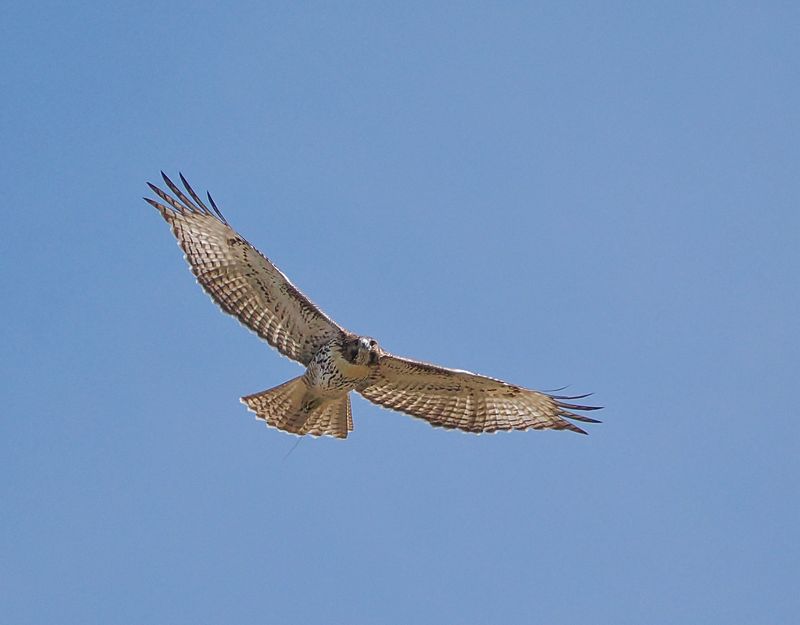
<box><xmin>303</xmin><ymin>340</ymin><xmax>371</xmax><ymax>396</ymax></box>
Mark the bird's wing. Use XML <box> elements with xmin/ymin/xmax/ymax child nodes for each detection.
<box><xmin>145</xmin><ymin>172</ymin><xmax>346</xmax><ymax>365</ymax></box>
<box><xmin>358</xmin><ymin>353</ymin><xmax>601</xmax><ymax>434</ymax></box>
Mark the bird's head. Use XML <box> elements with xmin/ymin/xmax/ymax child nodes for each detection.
<box><xmin>343</xmin><ymin>335</ymin><xmax>381</xmax><ymax>366</ymax></box>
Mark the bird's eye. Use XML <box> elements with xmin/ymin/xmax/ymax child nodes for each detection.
<box><xmin>369</xmin><ymin>339</ymin><xmax>377</xmax><ymax>347</ymax></box>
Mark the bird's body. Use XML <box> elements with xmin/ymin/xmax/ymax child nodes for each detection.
<box><xmin>303</xmin><ymin>339</ymin><xmax>370</xmax><ymax>396</ymax></box>
<box><xmin>145</xmin><ymin>173</ymin><xmax>601</xmax><ymax>439</ymax></box>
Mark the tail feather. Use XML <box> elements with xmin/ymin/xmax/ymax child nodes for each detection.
<box><xmin>299</xmin><ymin>396</ymin><xmax>353</xmax><ymax>437</ymax></box>
<box><xmin>241</xmin><ymin>376</ymin><xmax>353</xmax><ymax>439</ymax></box>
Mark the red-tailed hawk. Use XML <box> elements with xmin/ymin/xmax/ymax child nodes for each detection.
<box><xmin>145</xmin><ymin>173</ymin><xmax>601</xmax><ymax>439</ymax></box>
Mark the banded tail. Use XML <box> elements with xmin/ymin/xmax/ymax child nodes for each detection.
<box><xmin>241</xmin><ymin>376</ymin><xmax>353</xmax><ymax>439</ymax></box>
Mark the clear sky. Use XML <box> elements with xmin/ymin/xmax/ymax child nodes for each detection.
<box><xmin>2</xmin><ymin>2</ymin><xmax>798</xmax><ymax>624</ymax></box>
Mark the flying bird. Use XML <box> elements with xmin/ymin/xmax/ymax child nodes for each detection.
<box><xmin>145</xmin><ymin>173</ymin><xmax>601</xmax><ymax>439</ymax></box>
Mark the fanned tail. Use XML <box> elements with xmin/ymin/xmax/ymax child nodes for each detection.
<box><xmin>241</xmin><ymin>376</ymin><xmax>353</xmax><ymax>439</ymax></box>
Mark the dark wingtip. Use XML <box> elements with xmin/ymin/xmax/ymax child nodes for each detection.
<box><xmin>552</xmin><ymin>391</ymin><xmax>603</xmax><ymax>431</ymax></box>
<box><xmin>562</xmin><ymin>410</ymin><xmax>603</xmax><ymax>424</ymax></box>
<box><xmin>178</xmin><ymin>171</ymin><xmax>212</xmax><ymax>215</ymax></box>
<box><xmin>563</xmin><ymin>422</ymin><xmax>589</xmax><ymax>435</ymax></box>
<box><xmin>552</xmin><ymin>392</ymin><xmax>594</xmax><ymax>401</ymax></box>
<box><xmin>178</xmin><ymin>172</ymin><xmax>193</xmax><ymax>195</ymax></box>
<box><xmin>559</xmin><ymin>401</ymin><xmax>603</xmax><ymax>411</ymax></box>
<box><xmin>206</xmin><ymin>190</ymin><xmax>228</xmax><ymax>224</ymax></box>
<box><xmin>160</xmin><ymin>171</ymin><xmax>180</xmax><ymax>193</ymax></box>
<box><xmin>148</xmin><ymin>172</ymin><xmax>229</xmax><ymax>225</ymax></box>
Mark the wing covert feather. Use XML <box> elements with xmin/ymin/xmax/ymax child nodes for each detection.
<box><xmin>358</xmin><ymin>354</ymin><xmax>601</xmax><ymax>434</ymax></box>
<box><xmin>145</xmin><ymin>173</ymin><xmax>345</xmax><ymax>365</ymax></box>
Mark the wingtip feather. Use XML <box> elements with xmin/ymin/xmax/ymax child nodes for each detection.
<box><xmin>206</xmin><ymin>190</ymin><xmax>228</xmax><ymax>224</ymax></box>
<box><xmin>179</xmin><ymin>172</ymin><xmax>214</xmax><ymax>216</ymax></box>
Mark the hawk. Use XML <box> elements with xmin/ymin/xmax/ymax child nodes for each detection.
<box><xmin>145</xmin><ymin>173</ymin><xmax>601</xmax><ymax>439</ymax></box>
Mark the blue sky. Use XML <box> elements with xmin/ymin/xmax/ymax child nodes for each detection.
<box><xmin>2</xmin><ymin>2</ymin><xmax>798</xmax><ymax>624</ymax></box>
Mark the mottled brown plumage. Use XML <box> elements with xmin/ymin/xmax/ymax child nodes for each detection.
<box><xmin>145</xmin><ymin>173</ymin><xmax>601</xmax><ymax>439</ymax></box>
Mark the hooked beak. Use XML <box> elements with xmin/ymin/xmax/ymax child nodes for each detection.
<box><xmin>359</xmin><ymin>337</ymin><xmax>380</xmax><ymax>364</ymax></box>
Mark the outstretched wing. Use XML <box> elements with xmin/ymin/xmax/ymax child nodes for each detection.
<box><xmin>358</xmin><ymin>353</ymin><xmax>601</xmax><ymax>434</ymax></box>
<box><xmin>145</xmin><ymin>172</ymin><xmax>346</xmax><ymax>365</ymax></box>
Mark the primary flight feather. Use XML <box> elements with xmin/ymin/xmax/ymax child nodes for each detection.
<box><xmin>145</xmin><ymin>173</ymin><xmax>601</xmax><ymax>439</ymax></box>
